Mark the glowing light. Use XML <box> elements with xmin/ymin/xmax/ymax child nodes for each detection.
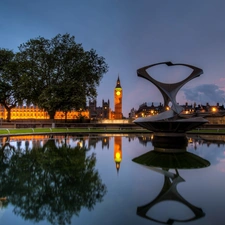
<box><xmin>116</xmin><ymin>152</ymin><xmax>121</xmax><ymax>159</ymax></box>
<box><xmin>212</xmin><ymin>107</ymin><xmax>217</xmax><ymax>112</ymax></box>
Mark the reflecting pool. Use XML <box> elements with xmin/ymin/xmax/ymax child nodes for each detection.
<box><xmin>0</xmin><ymin>134</ymin><xmax>225</xmax><ymax>225</ymax></box>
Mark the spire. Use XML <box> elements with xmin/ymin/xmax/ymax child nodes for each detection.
<box><xmin>116</xmin><ymin>75</ymin><xmax>121</xmax><ymax>88</ymax></box>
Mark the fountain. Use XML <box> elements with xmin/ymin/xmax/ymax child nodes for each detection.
<box><xmin>134</xmin><ymin>62</ymin><xmax>208</xmax><ymax>136</ymax></box>
<box><xmin>132</xmin><ymin>62</ymin><xmax>210</xmax><ymax>223</ymax></box>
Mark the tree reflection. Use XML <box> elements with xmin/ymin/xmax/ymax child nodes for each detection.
<box><xmin>0</xmin><ymin>137</ymin><xmax>16</xmax><ymax>164</ymax></box>
<box><xmin>0</xmin><ymin>139</ymin><xmax>107</xmax><ymax>225</ymax></box>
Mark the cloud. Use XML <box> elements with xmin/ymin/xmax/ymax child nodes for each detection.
<box><xmin>183</xmin><ymin>84</ymin><xmax>225</xmax><ymax>104</ymax></box>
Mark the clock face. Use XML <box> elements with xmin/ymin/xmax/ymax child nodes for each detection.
<box><xmin>116</xmin><ymin>91</ymin><xmax>121</xmax><ymax>96</ymax></box>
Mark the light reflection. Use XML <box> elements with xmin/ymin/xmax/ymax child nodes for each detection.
<box><xmin>0</xmin><ymin>134</ymin><xmax>225</xmax><ymax>224</ymax></box>
<box><xmin>114</xmin><ymin>136</ymin><xmax>122</xmax><ymax>173</ymax></box>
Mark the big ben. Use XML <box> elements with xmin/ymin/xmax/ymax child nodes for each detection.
<box><xmin>114</xmin><ymin>76</ymin><xmax>123</xmax><ymax>119</ymax></box>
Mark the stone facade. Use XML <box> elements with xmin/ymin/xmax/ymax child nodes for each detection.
<box><xmin>0</xmin><ymin>105</ymin><xmax>89</xmax><ymax>120</ymax></box>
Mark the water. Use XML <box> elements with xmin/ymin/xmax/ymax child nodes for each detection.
<box><xmin>0</xmin><ymin>134</ymin><xmax>224</xmax><ymax>225</ymax></box>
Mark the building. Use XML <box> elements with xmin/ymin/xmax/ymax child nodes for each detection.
<box><xmin>88</xmin><ymin>99</ymin><xmax>111</xmax><ymax>120</ymax></box>
<box><xmin>0</xmin><ymin>105</ymin><xmax>89</xmax><ymax>121</ymax></box>
<box><xmin>89</xmin><ymin>76</ymin><xmax>123</xmax><ymax>120</ymax></box>
<box><xmin>112</xmin><ymin>76</ymin><xmax>123</xmax><ymax>119</ymax></box>
<box><xmin>130</xmin><ymin>101</ymin><xmax>225</xmax><ymax>124</ymax></box>
<box><xmin>0</xmin><ymin>76</ymin><xmax>123</xmax><ymax>121</ymax></box>
<box><xmin>130</xmin><ymin>102</ymin><xmax>164</xmax><ymax>119</ymax></box>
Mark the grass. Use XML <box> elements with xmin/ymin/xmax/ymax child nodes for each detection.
<box><xmin>0</xmin><ymin>127</ymin><xmax>150</xmax><ymax>135</ymax></box>
<box><xmin>1</xmin><ymin>127</ymin><xmax>225</xmax><ymax>136</ymax></box>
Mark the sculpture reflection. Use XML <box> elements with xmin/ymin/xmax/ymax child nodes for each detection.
<box><xmin>0</xmin><ymin>139</ymin><xmax>107</xmax><ymax>225</ymax></box>
<box><xmin>132</xmin><ymin>135</ymin><xmax>210</xmax><ymax>224</ymax></box>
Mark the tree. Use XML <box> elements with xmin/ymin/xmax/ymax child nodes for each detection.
<box><xmin>0</xmin><ymin>49</ymin><xmax>25</xmax><ymax>121</ymax></box>
<box><xmin>17</xmin><ymin>34</ymin><xmax>108</xmax><ymax>119</ymax></box>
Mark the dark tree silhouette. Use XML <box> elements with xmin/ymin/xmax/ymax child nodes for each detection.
<box><xmin>0</xmin><ymin>49</ymin><xmax>25</xmax><ymax>121</ymax></box>
<box><xmin>17</xmin><ymin>33</ymin><xmax>108</xmax><ymax>119</ymax></box>
<box><xmin>0</xmin><ymin>139</ymin><xmax>107</xmax><ymax>225</ymax></box>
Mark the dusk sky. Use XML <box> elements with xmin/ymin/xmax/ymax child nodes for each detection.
<box><xmin>1</xmin><ymin>0</ymin><xmax>225</xmax><ymax>117</ymax></box>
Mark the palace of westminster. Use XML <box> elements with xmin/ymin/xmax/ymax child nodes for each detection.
<box><xmin>0</xmin><ymin>77</ymin><xmax>123</xmax><ymax>122</ymax></box>
<box><xmin>0</xmin><ymin>76</ymin><xmax>225</xmax><ymax>124</ymax></box>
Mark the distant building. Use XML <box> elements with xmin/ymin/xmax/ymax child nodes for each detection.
<box><xmin>181</xmin><ymin>102</ymin><xmax>225</xmax><ymax>116</ymax></box>
<box><xmin>88</xmin><ymin>99</ymin><xmax>111</xmax><ymax>120</ymax></box>
<box><xmin>0</xmin><ymin>105</ymin><xmax>89</xmax><ymax>120</ymax></box>
<box><xmin>88</xmin><ymin>76</ymin><xmax>123</xmax><ymax>120</ymax></box>
<box><xmin>129</xmin><ymin>108</ymin><xmax>136</xmax><ymax>119</ymax></box>
<box><xmin>113</xmin><ymin>76</ymin><xmax>123</xmax><ymax>119</ymax></box>
<box><xmin>0</xmin><ymin>76</ymin><xmax>124</xmax><ymax>121</ymax></box>
<box><xmin>130</xmin><ymin>101</ymin><xmax>225</xmax><ymax>124</ymax></box>
<box><xmin>130</xmin><ymin>102</ymin><xmax>164</xmax><ymax>119</ymax></box>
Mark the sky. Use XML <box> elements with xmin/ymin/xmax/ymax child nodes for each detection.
<box><xmin>1</xmin><ymin>0</ymin><xmax>225</xmax><ymax>117</ymax></box>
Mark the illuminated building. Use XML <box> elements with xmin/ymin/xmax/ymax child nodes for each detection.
<box><xmin>131</xmin><ymin>102</ymin><xmax>225</xmax><ymax>124</ymax></box>
<box><xmin>113</xmin><ymin>76</ymin><xmax>123</xmax><ymax>119</ymax></box>
<box><xmin>0</xmin><ymin>105</ymin><xmax>89</xmax><ymax>120</ymax></box>
<box><xmin>134</xmin><ymin>102</ymin><xmax>164</xmax><ymax>118</ymax></box>
<box><xmin>88</xmin><ymin>77</ymin><xmax>123</xmax><ymax>120</ymax></box>
<box><xmin>0</xmin><ymin>76</ymin><xmax>123</xmax><ymax>121</ymax></box>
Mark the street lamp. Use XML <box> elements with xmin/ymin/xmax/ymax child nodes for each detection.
<box><xmin>212</xmin><ymin>107</ymin><xmax>217</xmax><ymax>113</ymax></box>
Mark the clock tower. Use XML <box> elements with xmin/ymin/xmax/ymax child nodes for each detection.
<box><xmin>114</xmin><ymin>76</ymin><xmax>123</xmax><ymax>119</ymax></box>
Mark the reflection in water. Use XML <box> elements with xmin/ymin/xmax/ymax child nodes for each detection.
<box><xmin>135</xmin><ymin>168</ymin><xmax>205</xmax><ymax>224</ymax></box>
<box><xmin>114</xmin><ymin>136</ymin><xmax>122</xmax><ymax>173</ymax></box>
<box><xmin>132</xmin><ymin>135</ymin><xmax>210</xmax><ymax>224</ymax></box>
<box><xmin>0</xmin><ymin>137</ymin><xmax>16</xmax><ymax>164</ymax></box>
<box><xmin>136</xmin><ymin>133</ymin><xmax>225</xmax><ymax>150</ymax></box>
<box><xmin>0</xmin><ymin>138</ymin><xmax>107</xmax><ymax>225</ymax></box>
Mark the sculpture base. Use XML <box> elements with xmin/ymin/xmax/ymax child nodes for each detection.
<box><xmin>134</xmin><ymin>116</ymin><xmax>208</xmax><ymax>133</ymax></box>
